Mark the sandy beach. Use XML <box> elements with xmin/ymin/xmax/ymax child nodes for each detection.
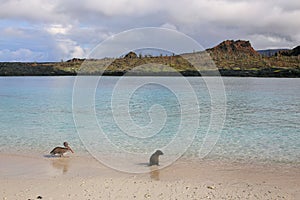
<box><xmin>1</xmin><ymin>154</ymin><xmax>299</xmax><ymax>200</ymax></box>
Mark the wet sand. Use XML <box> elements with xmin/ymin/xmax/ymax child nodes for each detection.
<box><xmin>0</xmin><ymin>153</ymin><xmax>299</xmax><ymax>199</ymax></box>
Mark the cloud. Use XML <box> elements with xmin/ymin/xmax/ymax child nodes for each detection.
<box><xmin>163</xmin><ymin>0</ymin><xmax>300</xmax><ymax>47</ymax></box>
<box><xmin>0</xmin><ymin>48</ymin><xmax>46</xmax><ymax>62</ymax></box>
<box><xmin>160</xmin><ymin>23</ymin><xmax>177</xmax><ymax>30</ymax></box>
<box><xmin>249</xmin><ymin>34</ymin><xmax>295</xmax><ymax>49</ymax></box>
<box><xmin>43</xmin><ymin>24</ymin><xmax>111</xmax><ymax>60</ymax></box>
<box><xmin>56</xmin><ymin>0</ymin><xmax>163</xmax><ymax>18</ymax></box>
<box><xmin>0</xmin><ymin>0</ymin><xmax>299</xmax><ymax>61</ymax></box>
<box><xmin>0</xmin><ymin>0</ymin><xmax>67</xmax><ymax>23</ymax></box>
<box><xmin>2</xmin><ymin>27</ymin><xmax>26</xmax><ymax>37</ymax></box>
<box><xmin>45</xmin><ymin>24</ymin><xmax>73</xmax><ymax>35</ymax></box>
<box><xmin>55</xmin><ymin>38</ymin><xmax>87</xmax><ymax>59</ymax></box>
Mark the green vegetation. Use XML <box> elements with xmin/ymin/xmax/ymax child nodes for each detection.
<box><xmin>209</xmin><ymin>51</ymin><xmax>300</xmax><ymax>70</ymax></box>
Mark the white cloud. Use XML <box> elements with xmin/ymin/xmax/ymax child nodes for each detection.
<box><xmin>249</xmin><ymin>34</ymin><xmax>295</xmax><ymax>50</ymax></box>
<box><xmin>0</xmin><ymin>0</ymin><xmax>67</xmax><ymax>23</ymax></box>
<box><xmin>0</xmin><ymin>0</ymin><xmax>299</xmax><ymax>61</ymax></box>
<box><xmin>55</xmin><ymin>38</ymin><xmax>87</xmax><ymax>60</ymax></box>
<box><xmin>2</xmin><ymin>27</ymin><xmax>26</xmax><ymax>37</ymax></box>
<box><xmin>62</xmin><ymin>0</ymin><xmax>163</xmax><ymax>17</ymax></box>
<box><xmin>160</xmin><ymin>23</ymin><xmax>177</xmax><ymax>30</ymax></box>
<box><xmin>45</xmin><ymin>24</ymin><xmax>73</xmax><ymax>35</ymax></box>
<box><xmin>0</xmin><ymin>48</ymin><xmax>46</xmax><ymax>62</ymax></box>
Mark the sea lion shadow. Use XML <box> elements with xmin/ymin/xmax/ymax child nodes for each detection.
<box><xmin>150</xmin><ymin>169</ymin><xmax>160</xmax><ymax>181</ymax></box>
<box><xmin>136</xmin><ymin>162</ymin><xmax>150</xmax><ymax>167</ymax></box>
<box><xmin>136</xmin><ymin>163</ymin><xmax>161</xmax><ymax>180</ymax></box>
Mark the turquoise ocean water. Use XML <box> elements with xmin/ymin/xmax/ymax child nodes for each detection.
<box><xmin>0</xmin><ymin>77</ymin><xmax>299</xmax><ymax>166</ymax></box>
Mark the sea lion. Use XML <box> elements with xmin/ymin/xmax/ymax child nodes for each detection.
<box><xmin>149</xmin><ymin>150</ymin><xmax>163</xmax><ymax>166</ymax></box>
<box><xmin>50</xmin><ymin>142</ymin><xmax>74</xmax><ymax>157</ymax></box>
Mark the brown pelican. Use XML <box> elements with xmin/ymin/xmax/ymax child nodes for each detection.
<box><xmin>50</xmin><ymin>142</ymin><xmax>74</xmax><ymax>157</ymax></box>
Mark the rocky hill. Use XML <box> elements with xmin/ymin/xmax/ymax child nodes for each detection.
<box><xmin>207</xmin><ymin>40</ymin><xmax>259</xmax><ymax>56</ymax></box>
<box><xmin>206</xmin><ymin>40</ymin><xmax>299</xmax><ymax>72</ymax></box>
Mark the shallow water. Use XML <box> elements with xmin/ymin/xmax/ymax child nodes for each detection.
<box><xmin>0</xmin><ymin>76</ymin><xmax>299</xmax><ymax>166</ymax></box>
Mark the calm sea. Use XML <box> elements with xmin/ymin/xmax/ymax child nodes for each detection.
<box><xmin>0</xmin><ymin>77</ymin><xmax>299</xmax><ymax>166</ymax></box>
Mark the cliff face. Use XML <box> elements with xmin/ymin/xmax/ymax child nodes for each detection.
<box><xmin>207</xmin><ymin>40</ymin><xmax>259</xmax><ymax>56</ymax></box>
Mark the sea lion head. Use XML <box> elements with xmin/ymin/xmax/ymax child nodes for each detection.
<box><xmin>155</xmin><ymin>150</ymin><xmax>164</xmax><ymax>155</ymax></box>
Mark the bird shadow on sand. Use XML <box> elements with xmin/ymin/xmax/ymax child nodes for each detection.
<box><xmin>43</xmin><ymin>154</ymin><xmax>70</xmax><ymax>158</ymax></box>
<box><xmin>51</xmin><ymin>158</ymin><xmax>70</xmax><ymax>174</ymax></box>
<box><xmin>43</xmin><ymin>154</ymin><xmax>56</xmax><ymax>158</ymax></box>
<box><xmin>42</xmin><ymin>154</ymin><xmax>71</xmax><ymax>174</ymax></box>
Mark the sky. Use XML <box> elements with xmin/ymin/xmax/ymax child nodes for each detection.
<box><xmin>0</xmin><ymin>0</ymin><xmax>299</xmax><ymax>61</ymax></box>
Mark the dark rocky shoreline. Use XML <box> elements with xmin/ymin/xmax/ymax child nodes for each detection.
<box><xmin>1</xmin><ymin>62</ymin><xmax>299</xmax><ymax>77</ymax></box>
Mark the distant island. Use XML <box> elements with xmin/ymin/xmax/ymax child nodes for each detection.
<box><xmin>0</xmin><ymin>40</ymin><xmax>299</xmax><ymax>77</ymax></box>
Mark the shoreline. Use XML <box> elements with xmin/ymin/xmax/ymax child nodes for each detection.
<box><xmin>0</xmin><ymin>62</ymin><xmax>300</xmax><ymax>77</ymax></box>
<box><xmin>0</xmin><ymin>68</ymin><xmax>300</xmax><ymax>77</ymax></box>
<box><xmin>1</xmin><ymin>153</ymin><xmax>299</xmax><ymax>199</ymax></box>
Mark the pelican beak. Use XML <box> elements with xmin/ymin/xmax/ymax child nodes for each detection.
<box><xmin>68</xmin><ymin>146</ymin><xmax>74</xmax><ymax>153</ymax></box>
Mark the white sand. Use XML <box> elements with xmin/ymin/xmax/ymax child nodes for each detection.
<box><xmin>0</xmin><ymin>154</ymin><xmax>299</xmax><ymax>199</ymax></box>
